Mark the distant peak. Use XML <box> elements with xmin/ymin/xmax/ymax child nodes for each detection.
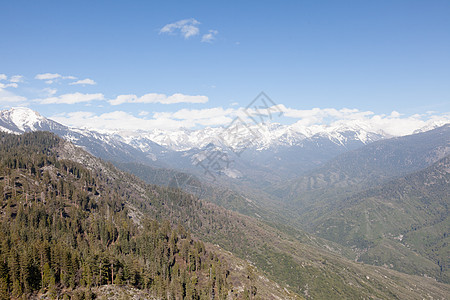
<box><xmin>10</xmin><ymin>106</ymin><xmax>34</xmax><ymax>111</ymax></box>
<box><xmin>3</xmin><ymin>106</ymin><xmax>41</xmax><ymax>117</ymax></box>
<box><xmin>1</xmin><ymin>106</ymin><xmax>47</xmax><ymax>132</ymax></box>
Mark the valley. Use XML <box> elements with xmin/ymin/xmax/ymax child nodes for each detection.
<box><xmin>0</xmin><ymin>108</ymin><xmax>449</xmax><ymax>299</ymax></box>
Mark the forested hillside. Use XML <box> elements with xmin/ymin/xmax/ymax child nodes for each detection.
<box><xmin>310</xmin><ymin>155</ymin><xmax>450</xmax><ymax>282</ymax></box>
<box><xmin>113</xmin><ymin>161</ymin><xmax>276</xmax><ymax>221</ymax></box>
<box><xmin>0</xmin><ymin>132</ymin><xmax>449</xmax><ymax>299</ymax></box>
<box><xmin>0</xmin><ymin>132</ymin><xmax>296</xmax><ymax>299</ymax></box>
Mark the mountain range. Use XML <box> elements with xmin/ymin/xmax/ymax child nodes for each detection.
<box><xmin>1</xmin><ymin>107</ymin><xmax>446</xmax><ymax>185</ymax></box>
<box><xmin>1</xmin><ymin>106</ymin><xmax>449</xmax><ymax>298</ymax></box>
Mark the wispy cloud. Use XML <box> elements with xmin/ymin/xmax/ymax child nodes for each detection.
<box><xmin>35</xmin><ymin>73</ymin><xmax>62</xmax><ymax>80</ymax></box>
<box><xmin>281</xmin><ymin>106</ymin><xmax>374</xmax><ymax>124</ymax></box>
<box><xmin>42</xmin><ymin>88</ymin><xmax>58</xmax><ymax>96</ymax></box>
<box><xmin>201</xmin><ymin>30</ymin><xmax>218</xmax><ymax>43</ymax></box>
<box><xmin>51</xmin><ymin>111</ymin><xmax>190</xmax><ymax>131</ymax></box>
<box><xmin>0</xmin><ymin>83</ymin><xmax>18</xmax><ymax>89</ymax></box>
<box><xmin>51</xmin><ymin>107</ymin><xmax>236</xmax><ymax>131</ymax></box>
<box><xmin>69</xmin><ymin>78</ymin><xmax>96</xmax><ymax>85</ymax></box>
<box><xmin>9</xmin><ymin>75</ymin><xmax>24</xmax><ymax>83</ymax></box>
<box><xmin>109</xmin><ymin>93</ymin><xmax>208</xmax><ymax>105</ymax></box>
<box><xmin>153</xmin><ymin>107</ymin><xmax>235</xmax><ymax>126</ymax></box>
<box><xmin>0</xmin><ymin>88</ymin><xmax>28</xmax><ymax>105</ymax></box>
<box><xmin>278</xmin><ymin>105</ymin><xmax>450</xmax><ymax>136</ymax></box>
<box><xmin>48</xmin><ymin>103</ymin><xmax>450</xmax><ymax>134</ymax></box>
<box><xmin>160</xmin><ymin>18</ymin><xmax>200</xmax><ymax>39</ymax></box>
<box><xmin>0</xmin><ymin>74</ymin><xmax>27</xmax><ymax>105</ymax></box>
<box><xmin>35</xmin><ymin>73</ymin><xmax>77</xmax><ymax>84</ymax></box>
<box><xmin>36</xmin><ymin>92</ymin><xmax>105</xmax><ymax>104</ymax></box>
<box><xmin>0</xmin><ymin>74</ymin><xmax>24</xmax><ymax>87</ymax></box>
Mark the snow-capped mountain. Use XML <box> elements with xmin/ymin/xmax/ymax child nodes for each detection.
<box><xmin>105</xmin><ymin>120</ymin><xmax>391</xmax><ymax>181</ymax></box>
<box><xmin>0</xmin><ymin>107</ymin><xmax>403</xmax><ymax>156</ymax></box>
<box><xmin>0</xmin><ymin>107</ymin><xmax>165</xmax><ymax>165</ymax></box>
<box><xmin>0</xmin><ymin>107</ymin><xmax>61</xmax><ymax>133</ymax></box>
<box><xmin>1</xmin><ymin>107</ymin><xmax>448</xmax><ymax>184</ymax></box>
<box><xmin>110</xmin><ymin>121</ymin><xmax>389</xmax><ymax>153</ymax></box>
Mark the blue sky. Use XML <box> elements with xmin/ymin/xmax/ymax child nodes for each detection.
<box><xmin>0</xmin><ymin>0</ymin><xmax>449</xmax><ymax>132</ymax></box>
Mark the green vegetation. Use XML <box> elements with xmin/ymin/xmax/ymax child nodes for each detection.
<box><xmin>0</xmin><ymin>132</ymin><xmax>234</xmax><ymax>299</ymax></box>
<box><xmin>249</xmin><ymin>126</ymin><xmax>450</xmax><ymax>285</ymax></box>
<box><xmin>0</xmin><ymin>131</ymin><xmax>448</xmax><ymax>299</ymax></box>
<box><xmin>309</xmin><ymin>155</ymin><xmax>450</xmax><ymax>282</ymax></box>
<box><xmin>113</xmin><ymin>161</ymin><xmax>271</xmax><ymax>219</ymax></box>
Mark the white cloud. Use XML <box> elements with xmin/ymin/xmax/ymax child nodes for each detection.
<box><xmin>51</xmin><ymin>111</ymin><xmax>189</xmax><ymax>131</ymax></box>
<box><xmin>138</xmin><ymin>111</ymin><xmax>149</xmax><ymax>116</ymax></box>
<box><xmin>201</xmin><ymin>30</ymin><xmax>218</xmax><ymax>43</ymax></box>
<box><xmin>109</xmin><ymin>94</ymin><xmax>137</xmax><ymax>105</ymax></box>
<box><xmin>390</xmin><ymin>111</ymin><xmax>401</xmax><ymax>118</ymax></box>
<box><xmin>109</xmin><ymin>93</ymin><xmax>208</xmax><ymax>105</ymax></box>
<box><xmin>10</xmin><ymin>75</ymin><xmax>24</xmax><ymax>83</ymax></box>
<box><xmin>37</xmin><ymin>92</ymin><xmax>105</xmax><ymax>104</ymax></box>
<box><xmin>35</xmin><ymin>73</ymin><xmax>77</xmax><ymax>84</ymax></box>
<box><xmin>47</xmin><ymin>103</ymin><xmax>450</xmax><ymax>134</ymax></box>
<box><xmin>160</xmin><ymin>18</ymin><xmax>200</xmax><ymax>39</ymax></box>
<box><xmin>359</xmin><ymin>113</ymin><xmax>428</xmax><ymax>136</ymax></box>
<box><xmin>164</xmin><ymin>93</ymin><xmax>208</xmax><ymax>104</ymax></box>
<box><xmin>0</xmin><ymin>88</ymin><xmax>28</xmax><ymax>105</ymax></box>
<box><xmin>0</xmin><ymin>83</ymin><xmax>18</xmax><ymax>89</ymax></box>
<box><xmin>0</xmin><ymin>75</ymin><xmax>25</xmax><ymax>89</ymax></box>
<box><xmin>69</xmin><ymin>78</ymin><xmax>96</xmax><ymax>85</ymax></box>
<box><xmin>153</xmin><ymin>107</ymin><xmax>235</xmax><ymax>126</ymax></box>
<box><xmin>50</xmin><ymin>107</ymin><xmax>238</xmax><ymax>131</ymax></box>
<box><xmin>281</xmin><ymin>106</ymin><xmax>374</xmax><ymax>126</ymax></box>
<box><xmin>35</xmin><ymin>73</ymin><xmax>62</xmax><ymax>80</ymax></box>
<box><xmin>42</xmin><ymin>88</ymin><xmax>58</xmax><ymax>96</ymax></box>
<box><xmin>279</xmin><ymin>105</ymin><xmax>450</xmax><ymax>136</ymax></box>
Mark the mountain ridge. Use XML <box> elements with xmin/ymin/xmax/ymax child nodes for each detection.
<box><xmin>278</xmin><ymin>123</ymin><xmax>450</xmax><ymax>207</ymax></box>
<box><xmin>2</xmin><ymin>130</ymin><xmax>449</xmax><ymax>298</ymax></box>
<box><xmin>3</xmin><ymin>106</ymin><xmax>448</xmax><ymax>185</ymax></box>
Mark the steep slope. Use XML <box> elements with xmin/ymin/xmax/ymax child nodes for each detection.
<box><xmin>0</xmin><ymin>108</ymin><xmax>299</xmax><ymax>247</ymax></box>
<box><xmin>112</xmin><ymin>161</ymin><xmax>289</xmax><ymax>223</ymax></box>
<box><xmin>310</xmin><ymin>155</ymin><xmax>450</xmax><ymax>283</ymax></box>
<box><xmin>45</xmin><ymin>132</ymin><xmax>450</xmax><ymax>298</ymax></box>
<box><xmin>1</xmin><ymin>130</ymin><xmax>449</xmax><ymax>298</ymax></box>
<box><xmin>0</xmin><ymin>131</ymin><xmax>299</xmax><ymax>299</ymax></box>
